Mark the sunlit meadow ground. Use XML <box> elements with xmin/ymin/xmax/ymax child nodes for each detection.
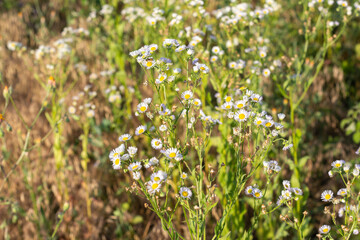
<box><xmin>0</xmin><ymin>0</ymin><xmax>360</xmax><ymax>239</ymax></box>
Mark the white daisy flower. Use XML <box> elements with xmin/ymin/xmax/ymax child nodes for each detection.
<box><xmin>151</xmin><ymin>170</ymin><xmax>167</xmax><ymax>182</ymax></box>
<box><xmin>321</xmin><ymin>190</ymin><xmax>333</xmax><ymax>202</ymax></box>
<box><xmin>165</xmin><ymin>148</ymin><xmax>180</xmax><ymax>159</ymax></box>
<box><xmin>337</xmin><ymin>188</ymin><xmax>347</xmax><ymax>196</ymax></box>
<box><xmin>251</xmin><ymin>94</ymin><xmax>262</xmax><ymax>102</ymax></box>
<box><xmin>262</xmin><ymin>68</ymin><xmax>271</xmax><ymax>77</ymax></box>
<box><xmin>151</xmin><ymin>138</ymin><xmax>163</xmax><ymax>149</ymax></box>
<box><xmin>278</xmin><ymin>113</ymin><xmax>286</xmax><ymax>120</ymax></box>
<box><xmin>252</xmin><ymin>188</ymin><xmax>263</xmax><ymax>199</ymax></box>
<box><xmin>127</xmin><ymin>146</ymin><xmax>138</xmax><ymax>157</ymax></box>
<box><xmin>128</xmin><ymin>161</ymin><xmax>142</xmax><ymax>172</ymax></box>
<box><xmin>259</xmin><ymin>50</ymin><xmax>267</xmax><ymax>58</ymax></box>
<box><xmin>319</xmin><ymin>225</ymin><xmax>331</xmax><ymax>234</ymax></box>
<box><xmin>147</xmin><ymin>181</ymin><xmax>162</xmax><ymax>194</ymax></box>
<box><xmin>149</xmin><ymin>44</ymin><xmax>158</xmax><ymax>52</ymax></box>
<box><xmin>135</xmin><ymin>125</ymin><xmax>147</xmax><ymax>135</ymax></box>
<box><xmin>224</xmin><ymin>96</ymin><xmax>232</xmax><ymax>102</ymax></box>
<box><xmin>234</xmin><ymin>109</ymin><xmax>249</xmax><ymax>122</ymax></box>
<box><xmin>181</xmin><ymin>172</ymin><xmax>188</xmax><ymax>179</ymax></box>
<box><xmin>292</xmin><ymin>188</ymin><xmax>303</xmax><ymax>195</ymax></box>
<box><xmin>156</xmin><ymin>73</ymin><xmax>167</xmax><ymax>84</ymax></box>
<box><xmin>264</xmin><ymin>120</ymin><xmax>274</xmax><ymax>127</ymax></box>
<box><xmin>254</xmin><ymin>117</ymin><xmax>265</xmax><ymax>126</ymax></box>
<box><xmin>212</xmin><ymin>46</ymin><xmax>221</xmax><ymax>54</ymax></box>
<box><xmin>132</xmin><ymin>172</ymin><xmax>140</xmax><ymax>180</ymax></box>
<box><xmin>234</xmin><ymin>100</ymin><xmax>246</xmax><ymax>109</ymax></box>
<box><xmin>112</xmin><ymin>157</ymin><xmax>121</xmax><ymax>169</ymax></box>
<box><xmin>331</xmin><ymin>160</ymin><xmax>345</xmax><ymax>168</ymax></box>
<box><xmin>283</xmin><ymin>180</ymin><xmax>291</xmax><ymax>189</ymax></box>
<box><xmin>222</xmin><ymin>102</ymin><xmax>233</xmax><ymax>110</ymax></box>
<box><xmin>282</xmin><ymin>189</ymin><xmax>292</xmax><ymax>200</ymax></box>
<box><xmin>193</xmin><ymin>98</ymin><xmax>202</xmax><ymax>107</ymax></box>
<box><xmin>143</xmin><ymin>59</ymin><xmax>155</xmax><ymax>69</ymax></box>
<box><xmin>210</xmin><ymin>56</ymin><xmax>218</xmax><ymax>62</ymax></box>
<box><xmin>179</xmin><ymin>187</ymin><xmax>192</xmax><ymax>199</ymax></box>
<box><xmin>149</xmin><ymin>157</ymin><xmax>159</xmax><ymax>166</ymax></box>
<box><xmin>181</xmin><ymin>91</ymin><xmax>193</xmax><ymax>100</ymax></box>
<box><xmin>245</xmin><ymin>186</ymin><xmax>253</xmax><ymax>195</ymax></box>
<box><xmin>229</xmin><ymin>61</ymin><xmax>237</xmax><ymax>69</ymax></box>
<box><xmin>137</xmin><ymin>102</ymin><xmax>148</xmax><ymax>113</ymax></box>
<box><xmin>119</xmin><ymin>134</ymin><xmax>132</xmax><ymax>142</ymax></box>
<box><xmin>159</xmin><ymin>125</ymin><xmax>167</xmax><ymax>132</ymax></box>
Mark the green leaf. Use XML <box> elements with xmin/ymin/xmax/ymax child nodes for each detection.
<box><xmin>353</xmin><ymin>132</ymin><xmax>360</xmax><ymax>144</ymax></box>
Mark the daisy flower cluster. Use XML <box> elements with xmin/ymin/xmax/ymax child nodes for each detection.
<box><xmin>318</xmin><ymin>153</ymin><xmax>360</xmax><ymax>239</ymax></box>
<box><xmin>67</xmin><ymin>85</ymin><xmax>97</xmax><ymax>120</ymax></box>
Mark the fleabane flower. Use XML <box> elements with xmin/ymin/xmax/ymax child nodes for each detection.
<box><xmin>179</xmin><ymin>187</ymin><xmax>192</xmax><ymax>199</ymax></box>
<box><xmin>292</xmin><ymin>188</ymin><xmax>303</xmax><ymax>195</ymax></box>
<box><xmin>222</xmin><ymin>102</ymin><xmax>233</xmax><ymax>110</ymax></box>
<box><xmin>142</xmin><ymin>59</ymin><xmax>155</xmax><ymax>69</ymax></box>
<box><xmin>245</xmin><ymin>186</ymin><xmax>253</xmax><ymax>195</ymax></box>
<box><xmin>128</xmin><ymin>161</ymin><xmax>142</xmax><ymax>172</ymax></box>
<box><xmin>147</xmin><ymin>181</ymin><xmax>162</xmax><ymax>194</ymax></box>
<box><xmin>151</xmin><ymin>138</ymin><xmax>163</xmax><ymax>150</ymax></box>
<box><xmin>137</xmin><ymin>102</ymin><xmax>148</xmax><ymax>113</ymax></box>
<box><xmin>112</xmin><ymin>157</ymin><xmax>121</xmax><ymax>169</ymax></box>
<box><xmin>254</xmin><ymin>117</ymin><xmax>265</xmax><ymax>126</ymax></box>
<box><xmin>331</xmin><ymin>160</ymin><xmax>345</xmax><ymax>169</ymax></box>
<box><xmin>193</xmin><ymin>98</ymin><xmax>202</xmax><ymax>107</ymax></box>
<box><xmin>283</xmin><ymin>180</ymin><xmax>291</xmax><ymax>189</ymax></box>
<box><xmin>156</xmin><ymin>73</ymin><xmax>167</xmax><ymax>84</ymax></box>
<box><xmin>278</xmin><ymin>113</ymin><xmax>286</xmax><ymax>120</ymax></box>
<box><xmin>212</xmin><ymin>46</ymin><xmax>221</xmax><ymax>54</ymax></box>
<box><xmin>181</xmin><ymin>172</ymin><xmax>188</xmax><ymax>179</ymax></box>
<box><xmin>282</xmin><ymin>189</ymin><xmax>292</xmax><ymax>200</ymax></box>
<box><xmin>321</xmin><ymin>190</ymin><xmax>334</xmax><ymax>202</ymax></box>
<box><xmin>234</xmin><ymin>109</ymin><xmax>249</xmax><ymax>122</ymax></box>
<box><xmin>252</xmin><ymin>188</ymin><xmax>263</xmax><ymax>199</ymax></box>
<box><xmin>149</xmin><ymin>44</ymin><xmax>158</xmax><ymax>52</ymax></box>
<box><xmin>337</xmin><ymin>188</ymin><xmax>347</xmax><ymax>196</ymax></box>
<box><xmin>262</xmin><ymin>68</ymin><xmax>271</xmax><ymax>77</ymax></box>
<box><xmin>135</xmin><ymin>125</ymin><xmax>147</xmax><ymax>135</ymax></box>
<box><xmin>181</xmin><ymin>90</ymin><xmax>193</xmax><ymax>100</ymax></box>
<box><xmin>119</xmin><ymin>133</ymin><xmax>132</xmax><ymax>142</ymax></box>
<box><xmin>151</xmin><ymin>170</ymin><xmax>167</xmax><ymax>182</ymax></box>
<box><xmin>319</xmin><ymin>225</ymin><xmax>331</xmax><ymax>234</ymax></box>
<box><xmin>234</xmin><ymin>100</ymin><xmax>246</xmax><ymax>109</ymax></box>
<box><xmin>251</xmin><ymin>94</ymin><xmax>262</xmax><ymax>103</ymax></box>
<box><xmin>127</xmin><ymin>146</ymin><xmax>138</xmax><ymax>157</ymax></box>
<box><xmin>165</xmin><ymin>148</ymin><xmax>180</xmax><ymax>159</ymax></box>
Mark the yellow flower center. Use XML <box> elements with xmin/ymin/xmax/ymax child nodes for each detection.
<box><xmin>154</xmin><ymin>177</ymin><xmax>160</xmax><ymax>181</ymax></box>
<box><xmin>226</xmin><ymin>97</ymin><xmax>232</xmax><ymax>102</ymax></box>
<box><xmin>200</xmin><ymin>67</ymin><xmax>205</xmax><ymax>71</ymax></box>
<box><xmin>335</xmin><ymin>163</ymin><xmax>341</xmax><ymax>167</ymax></box>
<box><xmin>114</xmin><ymin>159</ymin><xmax>120</xmax><ymax>165</ymax></box>
<box><xmin>152</xmin><ymin>183</ymin><xmax>159</xmax><ymax>189</ymax></box>
<box><xmin>182</xmin><ymin>191</ymin><xmax>188</xmax><ymax>197</ymax></box>
<box><xmin>239</xmin><ymin>114</ymin><xmax>245</xmax><ymax>120</ymax></box>
<box><xmin>140</xmin><ymin>106</ymin><xmax>147</xmax><ymax>112</ymax></box>
<box><xmin>132</xmin><ymin>165</ymin><xmax>138</xmax><ymax>170</ymax></box>
<box><xmin>139</xmin><ymin>129</ymin><xmax>144</xmax><ymax>134</ymax></box>
<box><xmin>255</xmin><ymin>192</ymin><xmax>260</xmax><ymax>198</ymax></box>
<box><xmin>323</xmin><ymin>228</ymin><xmax>329</xmax><ymax>233</ymax></box>
<box><xmin>123</xmin><ymin>137</ymin><xmax>128</xmax><ymax>141</ymax></box>
<box><xmin>325</xmin><ymin>194</ymin><xmax>331</xmax><ymax>200</ymax></box>
<box><xmin>194</xmin><ymin>101</ymin><xmax>199</xmax><ymax>105</ymax></box>
<box><xmin>247</xmin><ymin>189</ymin><xmax>253</xmax><ymax>194</ymax></box>
<box><xmin>151</xmin><ymin>47</ymin><xmax>156</xmax><ymax>51</ymax></box>
<box><xmin>226</xmin><ymin>105</ymin><xmax>231</xmax><ymax>109</ymax></box>
<box><xmin>146</xmin><ymin>61</ymin><xmax>153</xmax><ymax>67</ymax></box>
<box><xmin>253</xmin><ymin>98</ymin><xmax>259</xmax><ymax>101</ymax></box>
<box><xmin>257</xmin><ymin>121</ymin><xmax>262</xmax><ymax>125</ymax></box>
<box><xmin>155</xmin><ymin>141</ymin><xmax>160</xmax><ymax>146</ymax></box>
<box><xmin>114</xmin><ymin>153</ymin><xmax>119</xmax><ymax>157</ymax></box>
<box><xmin>185</xmin><ymin>94</ymin><xmax>190</xmax><ymax>99</ymax></box>
<box><xmin>182</xmin><ymin>174</ymin><xmax>186</xmax><ymax>178</ymax></box>
<box><xmin>169</xmin><ymin>152</ymin><xmax>176</xmax><ymax>158</ymax></box>
<box><xmin>265</xmin><ymin>122</ymin><xmax>272</xmax><ymax>127</ymax></box>
<box><xmin>160</xmin><ymin>76</ymin><xmax>165</xmax><ymax>81</ymax></box>
<box><xmin>237</xmin><ymin>104</ymin><xmax>244</xmax><ymax>108</ymax></box>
